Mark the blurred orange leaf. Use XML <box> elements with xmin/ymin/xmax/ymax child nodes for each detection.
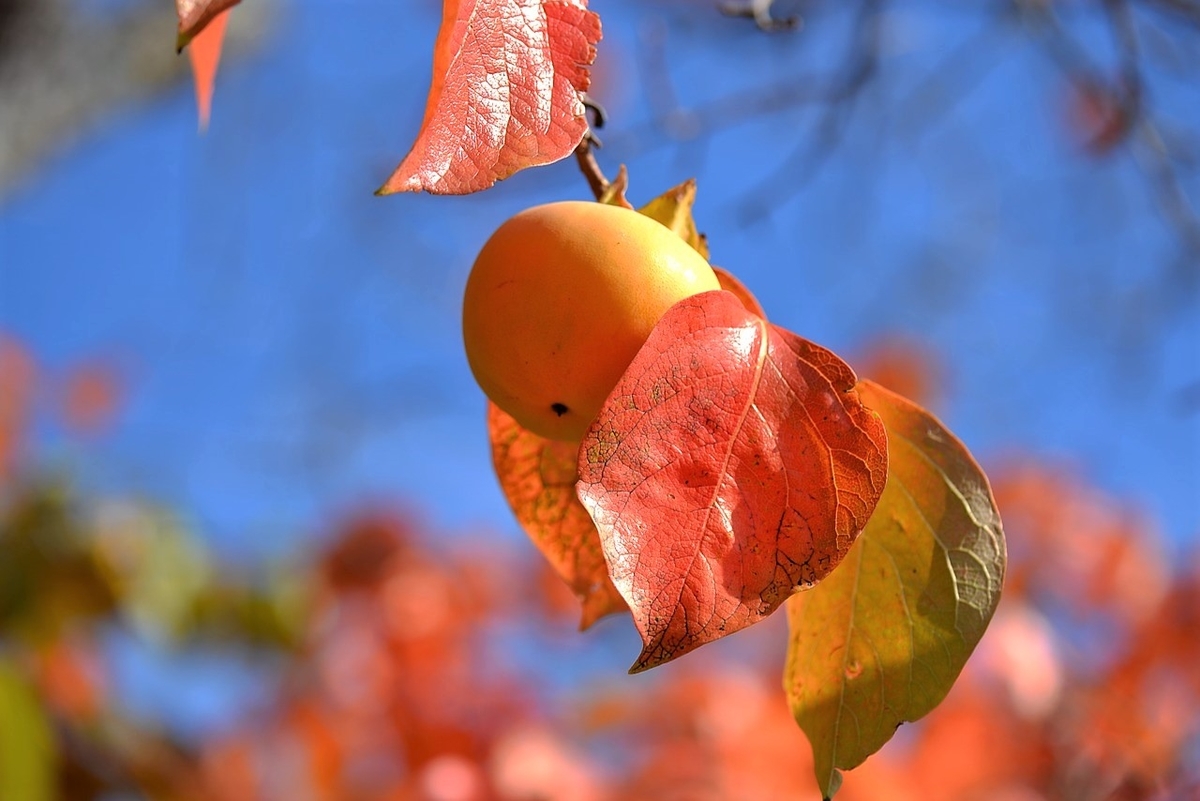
<box><xmin>855</xmin><ymin>336</ymin><xmax>941</xmax><ymax>410</ymax></box>
<box><xmin>186</xmin><ymin>8</ymin><xmax>231</xmax><ymax>131</ymax></box>
<box><xmin>61</xmin><ymin>360</ymin><xmax>122</xmax><ymax>436</ymax></box>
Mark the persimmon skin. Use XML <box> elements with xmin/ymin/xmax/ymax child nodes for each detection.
<box><xmin>463</xmin><ymin>201</ymin><xmax>721</xmax><ymax>442</ymax></box>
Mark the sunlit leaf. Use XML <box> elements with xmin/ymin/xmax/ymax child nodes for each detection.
<box><xmin>578</xmin><ymin>291</ymin><xmax>887</xmax><ymax>672</ymax></box>
<box><xmin>489</xmin><ymin>403</ymin><xmax>625</xmax><ymax>629</ymax></box>
<box><xmin>785</xmin><ymin>380</ymin><xmax>1005</xmax><ymax>799</ymax></box>
<box><xmin>378</xmin><ymin>0</ymin><xmax>601</xmax><ymax>195</ymax></box>
<box><xmin>0</xmin><ymin>661</ymin><xmax>56</xmax><ymax>801</ymax></box>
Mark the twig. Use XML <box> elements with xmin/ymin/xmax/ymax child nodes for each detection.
<box><xmin>895</xmin><ymin>5</ymin><xmax>1013</xmax><ymax>145</ymax></box>
<box><xmin>1022</xmin><ymin>0</ymin><xmax>1200</xmax><ymax>263</ymax></box>
<box><xmin>734</xmin><ymin>0</ymin><xmax>883</xmax><ymax>219</ymax></box>
<box><xmin>574</xmin><ymin>97</ymin><xmax>611</xmax><ymax>200</ymax></box>
<box><xmin>574</xmin><ymin>136</ymin><xmax>610</xmax><ymax>201</ymax></box>
<box><xmin>1137</xmin><ymin>0</ymin><xmax>1200</xmax><ymax>28</ymax></box>
<box><xmin>718</xmin><ymin>0</ymin><xmax>801</xmax><ymax>32</ymax></box>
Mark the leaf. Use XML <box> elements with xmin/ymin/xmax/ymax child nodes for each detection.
<box><xmin>0</xmin><ymin>661</ymin><xmax>56</xmax><ymax>801</ymax></box>
<box><xmin>713</xmin><ymin>266</ymin><xmax>766</xmax><ymax>320</ymax></box>
<box><xmin>577</xmin><ymin>291</ymin><xmax>887</xmax><ymax>672</ymax></box>
<box><xmin>489</xmin><ymin>403</ymin><xmax>625</xmax><ymax>629</ymax></box>
<box><xmin>638</xmin><ymin>179</ymin><xmax>709</xmax><ymax>260</ymax></box>
<box><xmin>378</xmin><ymin>0</ymin><xmax>602</xmax><ymax>195</ymax></box>
<box><xmin>186</xmin><ymin>8</ymin><xmax>231</xmax><ymax>132</ymax></box>
<box><xmin>634</xmin><ymin>180</ymin><xmax>767</xmax><ymax>318</ymax></box>
<box><xmin>599</xmin><ymin>165</ymin><xmax>633</xmax><ymax>209</ymax></box>
<box><xmin>784</xmin><ymin>379</ymin><xmax>1006</xmax><ymax>799</ymax></box>
<box><xmin>176</xmin><ymin>0</ymin><xmax>241</xmax><ymax>52</ymax></box>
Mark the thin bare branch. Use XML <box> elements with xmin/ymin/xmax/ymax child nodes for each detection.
<box><xmin>718</xmin><ymin>0</ymin><xmax>801</xmax><ymax>31</ymax></box>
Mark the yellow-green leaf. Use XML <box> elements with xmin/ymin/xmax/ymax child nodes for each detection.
<box><xmin>637</xmin><ymin>178</ymin><xmax>709</xmax><ymax>259</ymax></box>
<box><xmin>784</xmin><ymin>380</ymin><xmax>1006</xmax><ymax>799</ymax></box>
<box><xmin>0</xmin><ymin>661</ymin><xmax>56</xmax><ymax>801</ymax></box>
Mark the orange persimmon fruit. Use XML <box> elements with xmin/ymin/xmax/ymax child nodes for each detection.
<box><xmin>462</xmin><ymin>201</ymin><xmax>720</xmax><ymax>442</ymax></box>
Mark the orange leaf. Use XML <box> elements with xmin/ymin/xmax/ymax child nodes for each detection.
<box><xmin>577</xmin><ymin>290</ymin><xmax>888</xmax><ymax>672</ymax></box>
<box><xmin>488</xmin><ymin>402</ymin><xmax>625</xmax><ymax>629</ymax></box>
<box><xmin>186</xmin><ymin>8</ymin><xmax>230</xmax><ymax>131</ymax></box>
<box><xmin>713</xmin><ymin>266</ymin><xmax>766</xmax><ymax>320</ymax></box>
<box><xmin>378</xmin><ymin>0</ymin><xmax>602</xmax><ymax>195</ymax></box>
<box><xmin>176</xmin><ymin>0</ymin><xmax>240</xmax><ymax>51</ymax></box>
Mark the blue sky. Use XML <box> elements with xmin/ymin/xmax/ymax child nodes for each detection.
<box><xmin>1</xmin><ymin>0</ymin><xmax>1197</xmax><ymax>565</ymax></box>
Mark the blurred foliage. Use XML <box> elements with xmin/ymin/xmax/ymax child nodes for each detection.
<box><xmin>1</xmin><ymin>332</ymin><xmax>1198</xmax><ymax>800</ymax></box>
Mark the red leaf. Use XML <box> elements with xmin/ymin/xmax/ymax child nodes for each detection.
<box><xmin>488</xmin><ymin>403</ymin><xmax>626</xmax><ymax>629</ymax></box>
<box><xmin>186</xmin><ymin>9</ymin><xmax>230</xmax><ymax>131</ymax></box>
<box><xmin>378</xmin><ymin>0</ymin><xmax>602</xmax><ymax>195</ymax></box>
<box><xmin>577</xmin><ymin>291</ymin><xmax>888</xmax><ymax>672</ymax></box>
<box><xmin>713</xmin><ymin>266</ymin><xmax>766</xmax><ymax>320</ymax></box>
<box><xmin>176</xmin><ymin>0</ymin><xmax>240</xmax><ymax>52</ymax></box>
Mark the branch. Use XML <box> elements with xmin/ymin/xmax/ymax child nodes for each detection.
<box><xmin>1021</xmin><ymin>0</ymin><xmax>1200</xmax><ymax>263</ymax></box>
<box><xmin>718</xmin><ymin>0</ymin><xmax>801</xmax><ymax>32</ymax></box>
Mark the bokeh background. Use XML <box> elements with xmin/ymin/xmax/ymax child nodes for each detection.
<box><xmin>1</xmin><ymin>0</ymin><xmax>1198</xmax><ymax>798</ymax></box>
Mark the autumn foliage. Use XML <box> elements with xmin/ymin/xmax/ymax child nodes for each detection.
<box><xmin>112</xmin><ymin>0</ymin><xmax>1190</xmax><ymax>797</ymax></box>
<box><xmin>1</xmin><ymin>333</ymin><xmax>1197</xmax><ymax>799</ymax></box>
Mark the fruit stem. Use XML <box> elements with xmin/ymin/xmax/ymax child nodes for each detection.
<box><xmin>574</xmin><ymin>134</ymin><xmax>610</xmax><ymax>201</ymax></box>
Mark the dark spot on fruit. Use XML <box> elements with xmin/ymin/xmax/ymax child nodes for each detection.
<box><xmin>551</xmin><ymin>403</ymin><xmax>569</xmax><ymax>417</ymax></box>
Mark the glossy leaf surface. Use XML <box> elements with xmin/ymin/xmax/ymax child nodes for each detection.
<box><xmin>489</xmin><ymin>403</ymin><xmax>625</xmax><ymax>629</ymax></box>
<box><xmin>785</xmin><ymin>380</ymin><xmax>1006</xmax><ymax>799</ymax></box>
<box><xmin>578</xmin><ymin>291</ymin><xmax>887</xmax><ymax>672</ymax></box>
<box><xmin>379</xmin><ymin>0</ymin><xmax>601</xmax><ymax>195</ymax></box>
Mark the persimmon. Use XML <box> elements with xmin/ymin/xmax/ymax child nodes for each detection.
<box><xmin>463</xmin><ymin>201</ymin><xmax>721</xmax><ymax>442</ymax></box>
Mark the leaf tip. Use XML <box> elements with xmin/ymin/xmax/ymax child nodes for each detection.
<box><xmin>627</xmin><ymin>649</ymin><xmax>658</xmax><ymax>675</ymax></box>
<box><xmin>824</xmin><ymin>768</ymin><xmax>844</xmax><ymax>799</ymax></box>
